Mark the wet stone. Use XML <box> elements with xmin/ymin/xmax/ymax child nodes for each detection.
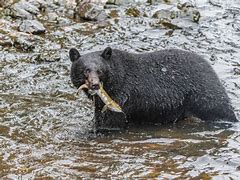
<box><xmin>5</xmin><ymin>0</ymin><xmax>40</xmax><ymax>19</ymax></box>
<box><xmin>75</xmin><ymin>2</ymin><xmax>108</xmax><ymax>21</ymax></box>
<box><xmin>156</xmin><ymin>19</ymin><xmax>182</xmax><ymax>30</ymax></box>
<box><xmin>17</xmin><ymin>0</ymin><xmax>39</xmax><ymax>15</ymax></box>
<box><xmin>106</xmin><ymin>0</ymin><xmax>128</xmax><ymax>5</ymax></box>
<box><xmin>0</xmin><ymin>0</ymin><xmax>16</xmax><ymax>8</ymax></box>
<box><xmin>177</xmin><ymin>2</ymin><xmax>201</xmax><ymax>23</ymax></box>
<box><xmin>209</xmin><ymin>0</ymin><xmax>222</xmax><ymax>8</ymax></box>
<box><xmin>106</xmin><ymin>0</ymin><xmax>171</xmax><ymax>5</ymax></box>
<box><xmin>161</xmin><ymin>67</ymin><xmax>167</xmax><ymax>72</ymax></box>
<box><xmin>19</xmin><ymin>20</ymin><xmax>45</xmax><ymax>34</ymax></box>
<box><xmin>0</xmin><ymin>19</ymin><xmax>16</xmax><ymax>34</ymax></box>
<box><xmin>28</xmin><ymin>0</ymin><xmax>47</xmax><ymax>11</ymax></box>
<box><xmin>232</xmin><ymin>19</ymin><xmax>240</xmax><ymax>32</ymax></box>
<box><xmin>191</xmin><ymin>9</ymin><xmax>201</xmax><ymax>23</ymax></box>
<box><xmin>177</xmin><ymin>2</ymin><xmax>194</xmax><ymax>10</ymax></box>
<box><xmin>233</xmin><ymin>67</ymin><xmax>240</xmax><ymax>75</ymax></box>
<box><xmin>9</xmin><ymin>32</ymin><xmax>44</xmax><ymax>52</ymax></box>
<box><xmin>125</xmin><ymin>7</ymin><xmax>141</xmax><ymax>17</ymax></box>
<box><xmin>152</xmin><ymin>9</ymin><xmax>177</xmax><ymax>20</ymax></box>
<box><xmin>12</xmin><ymin>35</ymin><xmax>37</xmax><ymax>52</ymax></box>
<box><xmin>108</xmin><ymin>10</ymin><xmax>119</xmax><ymax>18</ymax></box>
<box><xmin>3</xmin><ymin>1</ymin><xmax>39</xmax><ymax>20</ymax></box>
<box><xmin>47</xmin><ymin>12</ymin><xmax>58</xmax><ymax>22</ymax></box>
<box><xmin>32</xmin><ymin>51</ymin><xmax>61</xmax><ymax>63</ymax></box>
<box><xmin>0</xmin><ymin>33</ymin><xmax>13</xmax><ymax>48</ymax></box>
<box><xmin>4</xmin><ymin>7</ymin><xmax>32</xmax><ymax>20</ymax></box>
<box><xmin>153</xmin><ymin>0</ymin><xmax>173</xmax><ymax>5</ymax></box>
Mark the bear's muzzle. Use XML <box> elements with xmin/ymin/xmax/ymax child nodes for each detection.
<box><xmin>86</xmin><ymin>71</ymin><xmax>100</xmax><ymax>91</ymax></box>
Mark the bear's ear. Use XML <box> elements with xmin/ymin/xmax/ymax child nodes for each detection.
<box><xmin>69</xmin><ymin>48</ymin><xmax>80</xmax><ymax>62</ymax></box>
<box><xmin>101</xmin><ymin>47</ymin><xmax>112</xmax><ymax>60</ymax></box>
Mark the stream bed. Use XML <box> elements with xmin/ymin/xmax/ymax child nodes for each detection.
<box><xmin>1</xmin><ymin>0</ymin><xmax>240</xmax><ymax>179</ymax></box>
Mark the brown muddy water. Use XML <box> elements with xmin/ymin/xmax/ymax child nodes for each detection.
<box><xmin>1</xmin><ymin>0</ymin><xmax>240</xmax><ymax>179</ymax></box>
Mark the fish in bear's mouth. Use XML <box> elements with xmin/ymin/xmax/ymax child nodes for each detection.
<box><xmin>76</xmin><ymin>81</ymin><xmax>123</xmax><ymax>113</ymax></box>
<box><xmin>77</xmin><ymin>80</ymin><xmax>99</xmax><ymax>96</ymax></box>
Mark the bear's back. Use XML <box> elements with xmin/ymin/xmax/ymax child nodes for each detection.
<box><xmin>116</xmin><ymin>49</ymin><xmax>236</xmax><ymax>122</ymax></box>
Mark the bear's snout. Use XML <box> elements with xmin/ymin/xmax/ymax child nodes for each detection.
<box><xmin>86</xmin><ymin>71</ymin><xmax>100</xmax><ymax>90</ymax></box>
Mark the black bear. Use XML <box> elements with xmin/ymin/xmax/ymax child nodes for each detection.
<box><xmin>69</xmin><ymin>47</ymin><xmax>237</xmax><ymax>130</ymax></box>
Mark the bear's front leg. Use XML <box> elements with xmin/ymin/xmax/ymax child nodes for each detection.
<box><xmin>94</xmin><ymin>108</ymin><xmax>128</xmax><ymax>132</ymax></box>
<box><xmin>93</xmin><ymin>91</ymin><xmax>129</xmax><ymax>132</ymax></box>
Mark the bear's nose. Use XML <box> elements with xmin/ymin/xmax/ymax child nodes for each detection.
<box><xmin>90</xmin><ymin>83</ymin><xmax>100</xmax><ymax>90</ymax></box>
<box><xmin>87</xmin><ymin>71</ymin><xmax>100</xmax><ymax>90</ymax></box>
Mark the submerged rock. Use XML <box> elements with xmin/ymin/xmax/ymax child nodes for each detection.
<box><xmin>75</xmin><ymin>2</ymin><xmax>108</xmax><ymax>21</ymax></box>
<box><xmin>18</xmin><ymin>20</ymin><xmax>45</xmax><ymax>34</ymax></box>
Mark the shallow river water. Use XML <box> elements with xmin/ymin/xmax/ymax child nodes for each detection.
<box><xmin>1</xmin><ymin>0</ymin><xmax>240</xmax><ymax>179</ymax></box>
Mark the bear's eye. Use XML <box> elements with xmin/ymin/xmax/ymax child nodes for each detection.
<box><xmin>84</xmin><ymin>68</ymin><xmax>91</xmax><ymax>75</ymax></box>
<box><xmin>97</xmin><ymin>70</ymin><xmax>103</xmax><ymax>75</ymax></box>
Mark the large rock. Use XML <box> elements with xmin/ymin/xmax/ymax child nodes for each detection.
<box><xmin>75</xmin><ymin>2</ymin><xmax>108</xmax><ymax>21</ymax></box>
<box><xmin>19</xmin><ymin>20</ymin><xmax>45</xmax><ymax>34</ymax></box>
<box><xmin>28</xmin><ymin>0</ymin><xmax>47</xmax><ymax>11</ymax></box>
<box><xmin>9</xmin><ymin>32</ymin><xmax>43</xmax><ymax>52</ymax></box>
<box><xmin>152</xmin><ymin>9</ymin><xmax>176</xmax><ymax>19</ymax></box>
<box><xmin>6</xmin><ymin>0</ymin><xmax>39</xmax><ymax>19</ymax></box>
<box><xmin>177</xmin><ymin>2</ymin><xmax>201</xmax><ymax>23</ymax></box>
<box><xmin>0</xmin><ymin>0</ymin><xmax>16</xmax><ymax>8</ymax></box>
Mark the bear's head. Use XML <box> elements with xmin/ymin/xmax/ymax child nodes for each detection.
<box><xmin>69</xmin><ymin>47</ymin><xmax>113</xmax><ymax>93</ymax></box>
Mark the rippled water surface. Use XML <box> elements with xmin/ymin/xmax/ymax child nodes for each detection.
<box><xmin>1</xmin><ymin>0</ymin><xmax>240</xmax><ymax>179</ymax></box>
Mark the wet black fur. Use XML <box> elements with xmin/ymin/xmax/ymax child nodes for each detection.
<box><xmin>70</xmin><ymin>48</ymin><xmax>237</xmax><ymax>130</ymax></box>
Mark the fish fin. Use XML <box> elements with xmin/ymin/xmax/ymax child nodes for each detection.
<box><xmin>101</xmin><ymin>105</ymin><xmax>108</xmax><ymax>113</ymax></box>
<box><xmin>76</xmin><ymin>84</ymin><xmax>88</xmax><ymax>95</ymax></box>
<box><xmin>79</xmin><ymin>84</ymin><xmax>88</xmax><ymax>90</ymax></box>
<box><xmin>76</xmin><ymin>89</ymin><xmax>81</xmax><ymax>95</ymax></box>
<box><xmin>100</xmin><ymin>82</ymin><xmax>104</xmax><ymax>90</ymax></box>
